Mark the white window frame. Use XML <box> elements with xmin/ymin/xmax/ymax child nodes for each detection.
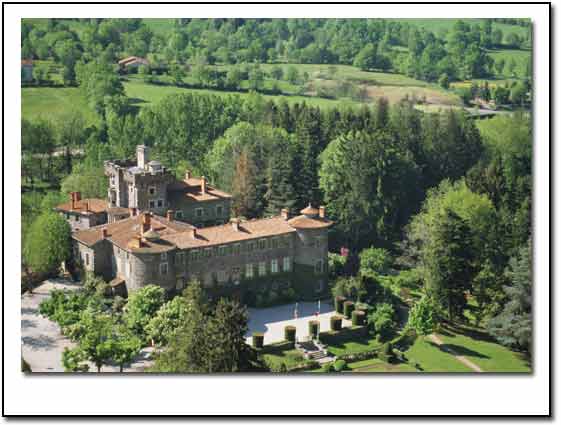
<box><xmin>259</xmin><ymin>261</ymin><xmax>266</xmax><ymax>276</ymax></box>
<box><xmin>196</xmin><ymin>208</ymin><xmax>204</xmax><ymax>218</ymax></box>
<box><xmin>271</xmin><ymin>259</ymin><xmax>279</xmax><ymax>274</ymax></box>
<box><xmin>161</xmin><ymin>252</ymin><xmax>167</xmax><ymax>261</ymax></box>
<box><xmin>217</xmin><ymin>270</ymin><xmax>227</xmax><ymax>283</ymax></box>
<box><xmin>246</xmin><ymin>263</ymin><xmax>254</xmax><ymax>278</ymax></box>
<box><xmin>259</xmin><ymin>239</ymin><xmax>267</xmax><ymax>250</ymax></box>
<box><xmin>191</xmin><ymin>249</ymin><xmax>199</xmax><ymax>261</ymax></box>
<box><xmin>283</xmin><ymin>256</ymin><xmax>291</xmax><ymax>272</ymax></box>
<box><xmin>160</xmin><ymin>262</ymin><xmax>168</xmax><ymax>275</ymax></box>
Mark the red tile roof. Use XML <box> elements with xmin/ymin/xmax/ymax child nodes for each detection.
<box><xmin>287</xmin><ymin>215</ymin><xmax>334</xmax><ymax>229</ymax></box>
<box><xmin>167</xmin><ymin>177</ymin><xmax>232</xmax><ymax>203</ymax></box>
<box><xmin>55</xmin><ymin>198</ymin><xmax>108</xmax><ymax>214</ymax></box>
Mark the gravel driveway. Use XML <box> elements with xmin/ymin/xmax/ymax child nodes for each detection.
<box><xmin>21</xmin><ymin>279</ymin><xmax>152</xmax><ymax>373</ymax></box>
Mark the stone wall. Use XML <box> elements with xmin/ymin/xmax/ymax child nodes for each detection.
<box><xmin>171</xmin><ymin>198</ymin><xmax>231</xmax><ymax>226</ymax></box>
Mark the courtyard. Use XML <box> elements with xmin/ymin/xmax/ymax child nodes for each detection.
<box><xmin>245</xmin><ymin>301</ymin><xmax>352</xmax><ymax>345</ymax></box>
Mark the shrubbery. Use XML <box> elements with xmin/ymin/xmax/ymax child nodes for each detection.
<box><xmin>352</xmin><ymin>310</ymin><xmax>366</xmax><ymax>326</ymax></box>
<box><xmin>330</xmin><ymin>315</ymin><xmax>343</xmax><ymax>331</ymax></box>
<box><xmin>378</xmin><ymin>342</ymin><xmax>395</xmax><ymax>363</ymax></box>
<box><xmin>333</xmin><ymin>359</ymin><xmax>348</xmax><ymax>372</ymax></box>
<box><xmin>343</xmin><ymin>301</ymin><xmax>355</xmax><ymax>319</ymax></box>
<box><xmin>334</xmin><ymin>295</ymin><xmax>346</xmax><ymax>314</ymax></box>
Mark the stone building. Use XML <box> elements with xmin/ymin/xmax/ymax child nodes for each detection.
<box><xmin>72</xmin><ymin>205</ymin><xmax>333</xmax><ymax>300</ymax></box>
<box><xmin>54</xmin><ymin>192</ymin><xmax>108</xmax><ymax>232</ymax></box>
<box><xmin>104</xmin><ymin>145</ymin><xmax>232</xmax><ymax>226</ymax></box>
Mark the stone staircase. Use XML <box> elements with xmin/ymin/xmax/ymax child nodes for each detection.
<box><xmin>296</xmin><ymin>339</ymin><xmax>332</xmax><ymax>363</ymax></box>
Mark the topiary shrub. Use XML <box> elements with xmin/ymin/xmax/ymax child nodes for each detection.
<box><xmin>284</xmin><ymin>325</ymin><xmax>296</xmax><ymax>344</ymax></box>
<box><xmin>252</xmin><ymin>332</ymin><xmax>264</xmax><ymax>349</ymax></box>
<box><xmin>308</xmin><ymin>320</ymin><xmax>319</xmax><ymax>339</ymax></box>
<box><xmin>343</xmin><ymin>300</ymin><xmax>355</xmax><ymax>319</ymax></box>
<box><xmin>378</xmin><ymin>342</ymin><xmax>395</xmax><ymax>364</ymax></box>
<box><xmin>335</xmin><ymin>296</ymin><xmax>346</xmax><ymax>314</ymax></box>
<box><xmin>333</xmin><ymin>359</ymin><xmax>348</xmax><ymax>372</ymax></box>
<box><xmin>330</xmin><ymin>315</ymin><xmax>343</xmax><ymax>331</ymax></box>
<box><xmin>352</xmin><ymin>310</ymin><xmax>366</xmax><ymax>326</ymax></box>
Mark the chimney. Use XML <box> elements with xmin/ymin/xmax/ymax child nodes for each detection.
<box><xmin>85</xmin><ymin>200</ymin><xmax>90</xmax><ymax>212</ymax></box>
<box><xmin>190</xmin><ymin>228</ymin><xmax>198</xmax><ymax>239</ymax></box>
<box><xmin>142</xmin><ymin>212</ymin><xmax>151</xmax><ymax>234</ymax></box>
<box><xmin>137</xmin><ymin>145</ymin><xmax>149</xmax><ymax>170</ymax></box>
<box><xmin>319</xmin><ymin>206</ymin><xmax>325</xmax><ymax>219</ymax></box>
<box><xmin>231</xmin><ymin>218</ymin><xmax>240</xmax><ymax>231</ymax></box>
<box><xmin>201</xmin><ymin>176</ymin><xmax>207</xmax><ymax>194</ymax></box>
<box><xmin>166</xmin><ymin>210</ymin><xmax>174</xmax><ymax>221</ymax></box>
<box><xmin>281</xmin><ymin>208</ymin><xmax>289</xmax><ymax>220</ymax></box>
<box><xmin>101</xmin><ymin>228</ymin><xmax>108</xmax><ymax>239</ymax></box>
<box><xmin>185</xmin><ymin>170</ymin><xmax>191</xmax><ymax>180</ymax></box>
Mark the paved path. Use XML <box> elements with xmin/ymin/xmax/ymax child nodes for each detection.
<box><xmin>21</xmin><ymin>279</ymin><xmax>153</xmax><ymax>373</ymax></box>
<box><xmin>428</xmin><ymin>334</ymin><xmax>484</xmax><ymax>373</ymax></box>
<box><xmin>246</xmin><ymin>301</ymin><xmax>351</xmax><ymax>345</ymax></box>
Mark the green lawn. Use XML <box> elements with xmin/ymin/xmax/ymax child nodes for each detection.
<box><xmin>21</xmin><ymin>87</ymin><xmax>99</xmax><ymax>126</ymax></box>
<box><xmin>348</xmin><ymin>357</ymin><xmax>417</xmax><ymax>373</ymax></box>
<box><xmin>325</xmin><ymin>334</ymin><xmax>382</xmax><ymax>357</ymax></box>
<box><xmin>404</xmin><ymin>335</ymin><xmax>474</xmax><ymax>372</ymax></box>
<box><xmin>436</xmin><ymin>323</ymin><xmax>531</xmax><ymax>373</ymax></box>
<box><xmin>261</xmin><ymin>348</ymin><xmax>306</xmax><ymax>370</ymax></box>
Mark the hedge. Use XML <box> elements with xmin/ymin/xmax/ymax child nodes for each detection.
<box><xmin>343</xmin><ymin>301</ymin><xmax>355</xmax><ymax>319</ymax></box>
<box><xmin>335</xmin><ymin>296</ymin><xmax>346</xmax><ymax>314</ymax></box>
<box><xmin>330</xmin><ymin>315</ymin><xmax>343</xmax><ymax>331</ymax></box>
<box><xmin>252</xmin><ymin>332</ymin><xmax>264</xmax><ymax>349</ymax></box>
<box><xmin>352</xmin><ymin>310</ymin><xmax>366</xmax><ymax>326</ymax></box>
<box><xmin>284</xmin><ymin>325</ymin><xmax>296</xmax><ymax>343</ymax></box>
<box><xmin>308</xmin><ymin>320</ymin><xmax>319</xmax><ymax>339</ymax></box>
<box><xmin>378</xmin><ymin>342</ymin><xmax>395</xmax><ymax>363</ymax></box>
<box><xmin>333</xmin><ymin>359</ymin><xmax>348</xmax><ymax>372</ymax></box>
<box><xmin>337</xmin><ymin>349</ymin><xmax>379</xmax><ymax>363</ymax></box>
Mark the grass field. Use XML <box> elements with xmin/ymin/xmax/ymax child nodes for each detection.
<box><xmin>325</xmin><ymin>334</ymin><xmax>382</xmax><ymax>357</ymax></box>
<box><xmin>21</xmin><ymin>87</ymin><xmax>100</xmax><ymax>126</ymax></box>
<box><xmin>348</xmin><ymin>357</ymin><xmax>417</xmax><ymax>373</ymax></box>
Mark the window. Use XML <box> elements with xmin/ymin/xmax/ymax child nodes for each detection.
<box><xmin>110</xmin><ymin>175</ymin><xmax>115</xmax><ymax>186</ymax></box>
<box><xmin>246</xmin><ymin>263</ymin><xmax>254</xmax><ymax>278</ymax></box>
<box><xmin>315</xmin><ymin>260</ymin><xmax>324</xmax><ymax>275</ymax></box>
<box><xmin>149</xmin><ymin>200</ymin><xmax>156</xmax><ymax>208</ymax></box>
<box><xmin>316</xmin><ymin>280</ymin><xmax>324</xmax><ymax>293</ymax></box>
<box><xmin>175</xmin><ymin>210</ymin><xmax>183</xmax><ymax>219</ymax></box>
<box><xmin>315</xmin><ymin>238</ymin><xmax>322</xmax><ymax>249</ymax></box>
<box><xmin>149</xmin><ymin>186</ymin><xmax>156</xmax><ymax>195</ymax></box>
<box><xmin>259</xmin><ymin>239</ymin><xmax>267</xmax><ymax>250</ymax></box>
<box><xmin>283</xmin><ymin>257</ymin><xmax>291</xmax><ymax>272</ymax></box>
<box><xmin>259</xmin><ymin>261</ymin><xmax>266</xmax><ymax>276</ymax></box>
<box><xmin>204</xmin><ymin>248</ymin><xmax>212</xmax><ymax>258</ymax></box>
<box><xmin>271</xmin><ymin>259</ymin><xmax>279</xmax><ymax>274</ymax></box>
<box><xmin>85</xmin><ymin>253</ymin><xmax>90</xmax><ymax>266</ymax></box>
<box><xmin>157</xmin><ymin>199</ymin><xmax>164</xmax><ymax>208</ymax></box>
<box><xmin>160</xmin><ymin>262</ymin><xmax>168</xmax><ymax>275</ymax></box>
<box><xmin>217</xmin><ymin>270</ymin><xmax>227</xmax><ymax>283</ymax></box>
<box><xmin>284</xmin><ymin>235</ymin><xmax>292</xmax><ymax>247</ymax></box>
<box><xmin>190</xmin><ymin>250</ymin><xmax>199</xmax><ymax>261</ymax></box>
<box><xmin>74</xmin><ymin>215</ymin><xmax>79</xmax><ymax>222</ymax></box>
<box><xmin>161</xmin><ymin>252</ymin><xmax>167</xmax><ymax>261</ymax></box>
<box><xmin>216</xmin><ymin>205</ymin><xmax>223</xmax><ymax>216</ymax></box>
<box><xmin>246</xmin><ymin>241</ymin><xmax>253</xmax><ymax>252</ymax></box>
<box><xmin>226</xmin><ymin>245</ymin><xmax>234</xmax><ymax>256</ymax></box>
<box><xmin>176</xmin><ymin>251</ymin><xmax>184</xmax><ymax>265</ymax></box>
<box><xmin>218</xmin><ymin>245</ymin><xmax>227</xmax><ymax>256</ymax></box>
<box><xmin>272</xmin><ymin>237</ymin><xmax>279</xmax><ymax>249</ymax></box>
<box><xmin>234</xmin><ymin>243</ymin><xmax>241</xmax><ymax>255</ymax></box>
<box><xmin>196</xmin><ymin>208</ymin><xmax>204</xmax><ymax>218</ymax></box>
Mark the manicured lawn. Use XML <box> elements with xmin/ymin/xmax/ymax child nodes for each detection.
<box><xmin>21</xmin><ymin>87</ymin><xmax>100</xmax><ymax>125</ymax></box>
<box><xmin>348</xmin><ymin>357</ymin><xmax>418</xmax><ymax>373</ymax></box>
<box><xmin>436</xmin><ymin>323</ymin><xmax>531</xmax><ymax>373</ymax></box>
<box><xmin>261</xmin><ymin>348</ymin><xmax>305</xmax><ymax>370</ymax></box>
<box><xmin>404</xmin><ymin>335</ymin><xmax>473</xmax><ymax>372</ymax></box>
<box><xmin>326</xmin><ymin>334</ymin><xmax>382</xmax><ymax>357</ymax></box>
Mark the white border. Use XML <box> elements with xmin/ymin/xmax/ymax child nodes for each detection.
<box><xmin>3</xmin><ymin>2</ymin><xmax>550</xmax><ymax>416</ymax></box>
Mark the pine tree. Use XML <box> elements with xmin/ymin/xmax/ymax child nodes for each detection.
<box><xmin>265</xmin><ymin>135</ymin><xmax>297</xmax><ymax>216</ymax></box>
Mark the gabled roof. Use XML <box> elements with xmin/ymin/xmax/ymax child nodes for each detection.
<box><xmin>118</xmin><ymin>56</ymin><xmax>149</xmax><ymax>66</ymax></box>
<box><xmin>55</xmin><ymin>198</ymin><xmax>108</xmax><ymax>214</ymax></box>
<box><xmin>162</xmin><ymin>216</ymin><xmax>296</xmax><ymax>249</ymax></box>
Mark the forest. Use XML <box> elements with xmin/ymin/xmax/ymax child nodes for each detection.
<box><xmin>21</xmin><ymin>18</ymin><xmax>532</xmax><ymax>370</ymax></box>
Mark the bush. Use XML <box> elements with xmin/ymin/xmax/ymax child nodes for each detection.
<box><xmin>252</xmin><ymin>332</ymin><xmax>264</xmax><ymax>349</ymax></box>
<box><xmin>378</xmin><ymin>342</ymin><xmax>395</xmax><ymax>363</ymax></box>
<box><xmin>333</xmin><ymin>359</ymin><xmax>348</xmax><ymax>372</ymax></box>
<box><xmin>343</xmin><ymin>301</ymin><xmax>355</xmax><ymax>319</ymax></box>
<box><xmin>352</xmin><ymin>310</ymin><xmax>366</xmax><ymax>326</ymax></box>
<box><xmin>308</xmin><ymin>320</ymin><xmax>319</xmax><ymax>339</ymax></box>
<box><xmin>369</xmin><ymin>303</ymin><xmax>395</xmax><ymax>341</ymax></box>
<box><xmin>359</xmin><ymin>247</ymin><xmax>392</xmax><ymax>277</ymax></box>
<box><xmin>284</xmin><ymin>325</ymin><xmax>296</xmax><ymax>343</ymax></box>
<box><xmin>330</xmin><ymin>315</ymin><xmax>343</xmax><ymax>331</ymax></box>
<box><xmin>338</xmin><ymin>349</ymin><xmax>378</xmax><ymax>363</ymax></box>
<box><xmin>334</xmin><ymin>295</ymin><xmax>346</xmax><ymax>314</ymax></box>
<box><xmin>322</xmin><ymin>362</ymin><xmax>334</xmax><ymax>372</ymax></box>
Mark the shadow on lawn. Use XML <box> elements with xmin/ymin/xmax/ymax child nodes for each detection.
<box><xmin>427</xmin><ymin>341</ymin><xmax>490</xmax><ymax>359</ymax></box>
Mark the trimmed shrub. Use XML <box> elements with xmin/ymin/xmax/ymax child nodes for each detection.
<box><xmin>330</xmin><ymin>315</ymin><xmax>343</xmax><ymax>331</ymax></box>
<box><xmin>284</xmin><ymin>325</ymin><xmax>296</xmax><ymax>343</ymax></box>
<box><xmin>322</xmin><ymin>362</ymin><xmax>334</xmax><ymax>372</ymax></box>
<box><xmin>338</xmin><ymin>349</ymin><xmax>379</xmax><ymax>363</ymax></box>
<box><xmin>352</xmin><ymin>310</ymin><xmax>366</xmax><ymax>326</ymax></box>
<box><xmin>378</xmin><ymin>342</ymin><xmax>395</xmax><ymax>363</ymax></box>
<box><xmin>308</xmin><ymin>320</ymin><xmax>319</xmax><ymax>339</ymax></box>
<box><xmin>343</xmin><ymin>301</ymin><xmax>355</xmax><ymax>319</ymax></box>
<box><xmin>335</xmin><ymin>296</ymin><xmax>346</xmax><ymax>314</ymax></box>
<box><xmin>252</xmin><ymin>332</ymin><xmax>264</xmax><ymax>349</ymax></box>
<box><xmin>333</xmin><ymin>359</ymin><xmax>348</xmax><ymax>372</ymax></box>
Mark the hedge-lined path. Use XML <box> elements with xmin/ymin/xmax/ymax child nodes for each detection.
<box><xmin>428</xmin><ymin>334</ymin><xmax>484</xmax><ymax>372</ymax></box>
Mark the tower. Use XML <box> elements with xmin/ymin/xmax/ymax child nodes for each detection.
<box><xmin>137</xmin><ymin>145</ymin><xmax>149</xmax><ymax>170</ymax></box>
